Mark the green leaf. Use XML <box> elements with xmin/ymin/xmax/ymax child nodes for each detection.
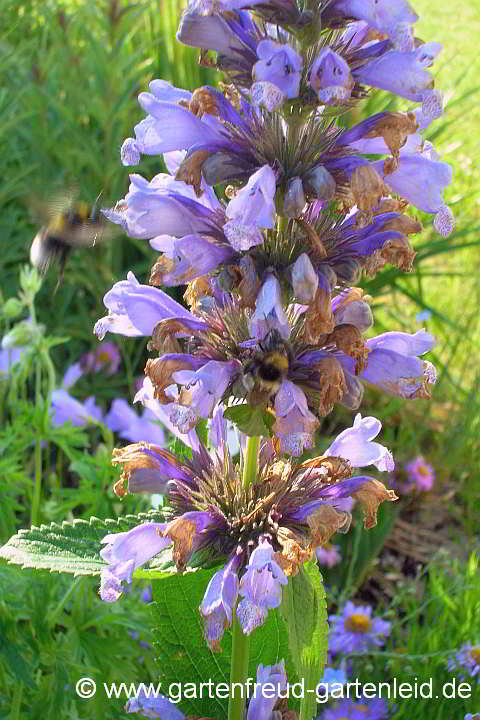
<box><xmin>0</xmin><ymin>511</ymin><xmax>168</xmax><ymax>576</ymax></box>
<box><xmin>150</xmin><ymin>568</ymin><xmax>294</xmax><ymax>717</ymax></box>
<box><xmin>280</xmin><ymin>560</ymin><xmax>328</xmax><ymax>720</ymax></box>
<box><xmin>323</xmin><ymin>502</ymin><xmax>400</xmax><ymax>597</ymax></box>
<box><xmin>224</xmin><ymin>405</ymin><xmax>274</xmax><ymax>437</ymax></box>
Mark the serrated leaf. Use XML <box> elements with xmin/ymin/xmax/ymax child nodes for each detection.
<box><xmin>151</xmin><ymin>569</ymin><xmax>294</xmax><ymax>717</ymax></box>
<box><xmin>0</xmin><ymin>511</ymin><xmax>168</xmax><ymax>576</ymax></box>
<box><xmin>224</xmin><ymin>405</ymin><xmax>274</xmax><ymax>437</ymax></box>
<box><xmin>280</xmin><ymin>560</ymin><xmax>328</xmax><ymax>720</ymax></box>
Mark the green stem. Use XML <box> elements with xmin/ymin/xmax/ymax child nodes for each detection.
<box><xmin>228</xmin><ymin>616</ymin><xmax>251</xmax><ymax>720</ymax></box>
<box><xmin>9</xmin><ymin>681</ymin><xmax>23</xmax><ymax>720</ymax></box>
<box><xmin>47</xmin><ymin>577</ymin><xmax>82</xmax><ymax>625</ymax></box>
<box><xmin>227</xmin><ymin>434</ymin><xmax>261</xmax><ymax>720</ymax></box>
<box><xmin>31</xmin><ymin>361</ymin><xmax>43</xmax><ymax>527</ymax></box>
<box><xmin>242</xmin><ymin>435</ymin><xmax>260</xmax><ymax>489</ymax></box>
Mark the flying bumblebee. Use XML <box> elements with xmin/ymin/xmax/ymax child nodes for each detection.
<box><xmin>30</xmin><ymin>193</ymin><xmax>116</xmax><ymax>279</ymax></box>
<box><xmin>242</xmin><ymin>329</ymin><xmax>291</xmax><ymax>403</ymax></box>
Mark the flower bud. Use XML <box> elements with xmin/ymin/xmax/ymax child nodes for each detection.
<box><xmin>303</xmin><ymin>165</ymin><xmax>336</xmax><ymax>201</ymax></box>
<box><xmin>283</xmin><ymin>177</ymin><xmax>306</xmax><ymax>218</ymax></box>
<box><xmin>1</xmin><ymin>320</ymin><xmax>43</xmax><ymax>349</ymax></box>
<box><xmin>2</xmin><ymin>298</ymin><xmax>24</xmax><ymax>320</ymax></box>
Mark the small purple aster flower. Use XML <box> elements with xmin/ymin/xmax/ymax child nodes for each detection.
<box><xmin>329</xmin><ymin>601</ymin><xmax>391</xmax><ymax>654</ymax></box>
<box><xmin>404</xmin><ymin>455</ymin><xmax>435</xmax><ymax>491</ymax></box>
<box><xmin>316</xmin><ymin>543</ymin><xmax>342</xmax><ymax>568</ymax></box>
<box><xmin>465</xmin><ymin>714</ymin><xmax>480</xmax><ymax>720</ymax></box>
<box><xmin>448</xmin><ymin>643</ymin><xmax>480</xmax><ymax>683</ymax></box>
<box><xmin>82</xmin><ymin>340</ymin><xmax>121</xmax><ymax>375</ymax></box>
<box><xmin>125</xmin><ymin>689</ymin><xmax>184</xmax><ymax>719</ymax></box>
<box><xmin>319</xmin><ymin>696</ymin><xmax>389</xmax><ymax>720</ymax></box>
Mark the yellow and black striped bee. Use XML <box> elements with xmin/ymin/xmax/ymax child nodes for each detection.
<box><xmin>30</xmin><ymin>193</ymin><xmax>115</xmax><ymax>279</ymax></box>
<box><xmin>242</xmin><ymin>329</ymin><xmax>290</xmax><ymax>403</ymax></box>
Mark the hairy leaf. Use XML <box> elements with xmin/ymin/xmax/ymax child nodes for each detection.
<box><xmin>0</xmin><ymin>511</ymin><xmax>168</xmax><ymax>576</ymax></box>
<box><xmin>281</xmin><ymin>560</ymin><xmax>328</xmax><ymax>720</ymax></box>
<box><xmin>151</xmin><ymin>569</ymin><xmax>294</xmax><ymax>717</ymax></box>
<box><xmin>224</xmin><ymin>405</ymin><xmax>275</xmax><ymax>437</ymax></box>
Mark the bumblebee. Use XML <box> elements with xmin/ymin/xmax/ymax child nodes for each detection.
<box><xmin>242</xmin><ymin>329</ymin><xmax>290</xmax><ymax>401</ymax></box>
<box><xmin>30</xmin><ymin>194</ymin><xmax>115</xmax><ymax>278</ymax></box>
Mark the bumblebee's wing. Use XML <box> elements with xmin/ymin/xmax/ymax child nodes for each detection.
<box><xmin>30</xmin><ymin>227</ymin><xmax>70</xmax><ymax>275</ymax></box>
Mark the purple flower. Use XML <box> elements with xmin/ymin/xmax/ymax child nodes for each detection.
<box><xmin>236</xmin><ymin>540</ymin><xmax>288</xmax><ymax>635</ymax></box>
<box><xmin>110</xmin><ymin>429</ymin><xmax>395</xmax><ymax>640</ymax></box>
<box><xmin>199</xmin><ymin>558</ymin><xmax>240</xmax><ymax>649</ymax></box>
<box><xmin>316</xmin><ymin>544</ymin><xmax>342</xmax><ymax>568</ymax></box>
<box><xmin>119</xmin><ymin>81</ymin><xmax>223</xmax><ymax>164</ymax></box>
<box><xmin>273</xmin><ymin>379</ymin><xmax>319</xmax><ymax>456</ymax></box>
<box><xmin>141</xmin><ymin>585</ymin><xmax>153</xmax><ymax>604</ymax></box>
<box><xmin>448</xmin><ymin>643</ymin><xmax>480</xmax><ymax>682</ymax></box>
<box><xmin>290</xmin><ymin>253</ymin><xmax>318</xmax><ymax>303</ymax></box>
<box><xmin>247</xmin><ymin>661</ymin><xmax>287</xmax><ymax>720</ymax></box>
<box><xmin>104</xmin><ymin>172</ymin><xmax>224</xmax><ymax>240</ymax></box>
<box><xmin>94</xmin><ymin>271</ymin><xmax>207</xmax><ymax>340</ymax></box>
<box><xmin>172</xmin><ymin>359</ymin><xmax>241</xmax><ymax>421</ymax></box>
<box><xmin>328</xmin><ymin>601</ymin><xmax>391</xmax><ymax>654</ymax></box>
<box><xmin>125</xmin><ymin>690</ymin><xmax>184</xmax><ymax>719</ymax></box>
<box><xmin>339</xmin><ymin>329</ymin><xmax>436</xmax><ymax>400</ymax></box>
<box><xmin>249</xmin><ymin>275</ymin><xmax>289</xmax><ymax>341</ymax></box>
<box><xmin>105</xmin><ymin>399</ymin><xmax>166</xmax><ymax>446</ymax></box>
<box><xmin>51</xmin><ymin>389</ymin><xmax>103</xmax><ymax>427</ymax></box>
<box><xmin>134</xmin><ymin>377</ymin><xmax>201</xmax><ymax>453</ymax></box>
<box><xmin>372</xmin><ymin>147</ymin><xmax>453</xmax><ymax>233</ymax></box>
<box><xmin>81</xmin><ymin>341</ymin><xmax>121</xmax><ymax>375</ymax></box>
<box><xmin>319</xmin><ymin>696</ymin><xmax>389</xmax><ymax>720</ymax></box>
<box><xmin>61</xmin><ymin>362</ymin><xmax>84</xmax><ymax>390</ymax></box>
<box><xmin>325</xmin><ymin>413</ymin><xmax>394</xmax><ymax>472</ymax></box>
<box><xmin>253</xmin><ymin>40</ymin><xmax>303</xmax><ymax>101</ymax></box>
<box><xmin>404</xmin><ymin>455</ymin><xmax>435</xmax><ymax>491</ymax></box>
<box><xmin>329</xmin><ymin>0</ymin><xmax>418</xmax><ymax>49</ymax></box>
<box><xmin>100</xmin><ymin>523</ymin><xmax>171</xmax><ymax>602</ymax></box>
<box><xmin>353</xmin><ymin>43</ymin><xmax>442</xmax><ymax>102</ymax></box>
<box><xmin>309</xmin><ymin>49</ymin><xmax>354</xmax><ymax>104</ymax></box>
<box><xmin>0</xmin><ymin>346</ymin><xmax>26</xmax><ymax>377</ymax></box>
<box><xmin>224</xmin><ymin>165</ymin><xmax>276</xmax><ymax>251</ymax></box>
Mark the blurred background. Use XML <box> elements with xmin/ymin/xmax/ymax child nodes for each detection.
<box><xmin>0</xmin><ymin>0</ymin><xmax>479</xmax><ymax>718</ymax></box>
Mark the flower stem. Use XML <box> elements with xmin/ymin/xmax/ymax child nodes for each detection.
<box><xmin>31</xmin><ymin>361</ymin><xmax>43</xmax><ymax>527</ymax></box>
<box><xmin>242</xmin><ymin>435</ymin><xmax>260</xmax><ymax>490</ymax></box>
<box><xmin>228</xmin><ymin>614</ymin><xmax>251</xmax><ymax>720</ymax></box>
<box><xmin>227</xmin><ymin>434</ymin><xmax>261</xmax><ymax>720</ymax></box>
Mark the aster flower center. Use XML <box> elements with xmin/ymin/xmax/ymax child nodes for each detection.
<box><xmin>344</xmin><ymin>613</ymin><xmax>372</xmax><ymax>634</ymax></box>
<box><xmin>469</xmin><ymin>647</ymin><xmax>480</xmax><ymax>664</ymax></box>
<box><xmin>417</xmin><ymin>464</ymin><xmax>430</xmax><ymax>476</ymax></box>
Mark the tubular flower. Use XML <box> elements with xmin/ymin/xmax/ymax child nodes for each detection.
<box><xmin>98</xmin><ymin>275</ymin><xmax>434</xmax><ymax>453</ymax></box>
<box><xmin>247</xmin><ymin>661</ymin><xmax>288</xmax><ymax>720</ymax></box>
<box><xmin>105</xmin><ymin>410</ymin><xmax>396</xmax><ymax>645</ymax></box>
